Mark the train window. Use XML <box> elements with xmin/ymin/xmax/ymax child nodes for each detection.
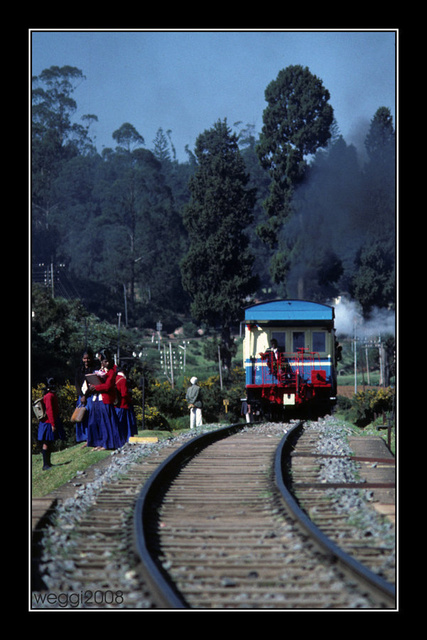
<box><xmin>293</xmin><ymin>331</ymin><xmax>305</xmax><ymax>351</ymax></box>
<box><xmin>312</xmin><ymin>332</ymin><xmax>326</xmax><ymax>353</ymax></box>
<box><xmin>271</xmin><ymin>332</ymin><xmax>286</xmax><ymax>350</ymax></box>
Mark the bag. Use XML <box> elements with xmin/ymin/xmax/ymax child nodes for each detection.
<box><xmin>32</xmin><ymin>397</ymin><xmax>47</xmax><ymax>421</ymax></box>
<box><xmin>71</xmin><ymin>405</ymin><xmax>87</xmax><ymax>423</ymax></box>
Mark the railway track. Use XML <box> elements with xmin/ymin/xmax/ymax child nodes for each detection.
<box><xmin>285</xmin><ymin>426</ymin><xmax>396</xmax><ymax>588</ymax></box>
<box><xmin>32</xmin><ymin>419</ymin><xmax>396</xmax><ymax>610</ymax></box>
<box><xmin>32</xmin><ymin>439</ymin><xmax>191</xmax><ymax>609</ymax></box>
<box><xmin>135</xmin><ymin>420</ymin><xmax>396</xmax><ymax>609</ymax></box>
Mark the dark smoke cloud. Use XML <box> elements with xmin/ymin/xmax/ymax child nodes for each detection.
<box><xmin>281</xmin><ymin>124</ymin><xmax>395</xmax><ymax>306</ymax></box>
<box><xmin>281</xmin><ymin>137</ymin><xmax>366</xmax><ymax>297</ymax></box>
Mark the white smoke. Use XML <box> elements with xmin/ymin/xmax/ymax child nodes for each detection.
<box><xmin>333</xmin><ymin>296</ymin><xmax>395</xmax><ymax>339</ymax></box>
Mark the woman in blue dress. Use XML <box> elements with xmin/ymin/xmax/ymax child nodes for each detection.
<box><xmin>74</xmin><ymin>349</ymin><xmax>97</xmax><ymax>446</ymax></box>
<box><xmin>87</xmin><ymin>350</ymin><xmax>126</xmax><ymax>451</ymax></box>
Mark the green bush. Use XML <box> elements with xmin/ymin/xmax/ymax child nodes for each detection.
<box><xmin>148</xmin><ymin>380</ymin><xmax>187</xmax><ymax>418</ymax></box>
<box><xmin>349</xmin><ymin>387</ymin><xmax>395</xmax><ymax>426</ymax></box>
<box><xmin>336</xmin><ymin>395</ymin><xmax>352</xmax><ymax>413</ymax></box>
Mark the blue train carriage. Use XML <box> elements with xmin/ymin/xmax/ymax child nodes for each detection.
<box><xmin>243</xmin><ymin>300</ymin><xmax>338</xmax><ymax>415</ymax></box>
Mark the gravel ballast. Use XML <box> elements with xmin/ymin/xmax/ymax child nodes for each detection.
<box><xmin>32</xmin><ymin>415</ymin><xmax>395</xmax><ymax>609</ymax></box>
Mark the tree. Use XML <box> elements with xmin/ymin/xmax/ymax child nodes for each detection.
<box><xmin>32</xmin><ymin>66</ymin><xmax>97</xmax><ymax>265</ymax></box>
<box><xmin>112</xmin><ymin>122</ymin><xmax>145</xmax><ymax>152</ymax></box>
<box><xmin>89</xmin><ymin>140</ymin><xmax>187</xmax><ymax>318</ymax></box>
<box><xmin>256</xmin><ymin>65</ymin><xmax>334</xmax><ymax>287</ymax></box>
<box><xmin>234</xmin><ymin>122</ymin><xmax>274</xmax><ymax>295</ymax></box>
<box><xmin>365</xmin><ymin>107</ymin><xmax>395</xmax><ymax>164</ymax></box>
<box><xmin>152</xmin><ymin>127</ymin><xmax>174</xmax><ymax>163</ymax></box>
<box><xmin>362</xmin><ymin>107</ymin><xmax>395</xmax><ymax>240</ymax></box>
<box><xmin>350</xmin><ymin>240</ymin><xmax>395</xmax><ymax>314</ymax></box>
<box><xmin>32</xmin><ymin>65</ymin><xmax>89</xmax><ymax>152</ymax></box>
<box><xmin>351</xmin><ymin>107</ymin><xmax>396</xmax><ymax>312</ymax></box>
<box><xmin>31</xmin><ymin>284</ymin><xmax>90</xmax><ymax>382</ymax></box>
<box><xmin>181</xmin><ymin>119</ymin><xmax>258</xmax><ymax>365</ymax></box>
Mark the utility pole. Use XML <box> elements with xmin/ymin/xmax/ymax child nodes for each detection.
<box><xmin>117</xmin><ymin>312</ymin><xmax>121</xmax><ymax>362</ymax></box>
<box><xmin>218</xmin><ymin>345</ymin><xmax>223</xmax><ymax>390</ymax></box>
<box><xmin>169</xmin><ymin>342</ymin><xmax>174</xmax><ymax>389</ymax></box>
<box><xmin>123</xmin><ymin>284</ymin><xmax>128</xmax><ymax>326</ymax></box>
<box><xmin>365</xmin><ymin>343</ymin><xmax>370</xmax><ymax>385</ymax></box>
<box><xmin>157</xmin><ymin>321</ymin><xmax>163</xmax><ymax>351</ymax></box>
<box><xmin>353</xmin><ymin>320</ymin><xmax>358</xmax><ymax>395</ymax></box>
<box><xmin>140</xmin><ymin>376</ymin><xmax>146</xmax><ymax>430</ymax></box>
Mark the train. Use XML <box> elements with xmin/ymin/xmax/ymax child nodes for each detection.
<box><xmin>243</xmin><ymin>299</ymin><xmax>339</xmax><ymax>418</ymax></box>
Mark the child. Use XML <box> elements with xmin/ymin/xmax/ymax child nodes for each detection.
<box><xmin>37</xmin><ymin>378</ymin><xmax>65</xmax><ymax>470</ymax></box>
<box><xmin>115</xmin><ymin>366</ymin><xmax>137</xmax><ymax>440</ymax></box>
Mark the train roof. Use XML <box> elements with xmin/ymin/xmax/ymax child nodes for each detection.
<box><xmin>244</xmin><ymin>299</ymin><xmax>335</xmax><ymax>325</ymax></box>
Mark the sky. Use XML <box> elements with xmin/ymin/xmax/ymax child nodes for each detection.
<box><xmin>30</xmin><ymin>29</ymin><xmax>397</xmax><ymax>163</ymax></box>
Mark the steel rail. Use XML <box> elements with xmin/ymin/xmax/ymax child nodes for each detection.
<box><xmin>134</xmin><ymin>420</ymin><xmax>395</xmax><ymax>609</ymax></box>
<box><xmin>274</xmin><ymin>421</ymin><xmax>396</xmax><ymax>608</ymax></box>
<box><xmin>133</xmin><ymin>423</ymin><xmax>245</xmax><ymax>608</ymax></box>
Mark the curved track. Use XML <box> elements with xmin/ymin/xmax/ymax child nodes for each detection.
<box><xmin>275</xmin><ymin>422</ymin><xmax>395</xmax><ymax>606</ymax></box>
<box><xmin>134</xmin><ymin>422</ymin><xmax>395</xmax><ymax>609</ymax></box>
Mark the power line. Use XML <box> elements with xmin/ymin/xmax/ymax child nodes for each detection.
<box><xmin>31</xmin><ymin>262</ymin><xmax>82</xmax><ymax>301</ymax></box>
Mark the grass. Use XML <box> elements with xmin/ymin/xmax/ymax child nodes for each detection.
<box><xmin>31</xmin><ymin>429</ymin><xmax>176</xmax><ymax>498</ymax></box>
<box><xmin>333</xmin><ymin>411</ymin><xmax>396</xmax><ymax>455</ymax></box>
<box><xmin>142</xmin><ymin>337</ymin><xmax>220</xmax><ymax>387</ymax></box>
<box><xmin>355</xmin><ymin>418</ymin><xmax>396</xmax><ymax>455</ymax></box>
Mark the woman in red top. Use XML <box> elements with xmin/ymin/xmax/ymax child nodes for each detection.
<box><xmin>87</xmin><ymin>350</ymin><xmax>126</xmax><ymax>450</ymax></box>
<box><xmin>37</xmin><ymin>378</ymin><xmax>65</xmax><ymax>470</ymax></box>
<box><xmin>115</xmin><ymin>366</ymin><xmax>137</xmax><ymax>439</ymax></box>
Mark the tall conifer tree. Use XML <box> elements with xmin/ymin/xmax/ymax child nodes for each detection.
<box><xmin>181</xmin><ymin>119</ymin><xmax>258</xmax><ymax>363</ymax></box>
<box><xmin>256</xmin><ymin>65</ymin><xmax>333</xmax><ymax>290</ymax></box>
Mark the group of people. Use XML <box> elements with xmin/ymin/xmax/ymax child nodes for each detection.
<box><xmin>37</xmin><ymin>348</ymin><xmax>137</xmax><ymax>470</ymax></box>
<box><xmin>37</xmin><ymin>352</ymin><xmax>264</xmax><ymax>471</ymax></box>
<box><xmin>74</xmin><ymin>348</ymin><xmax>137</xmax><ymax>451</ymax></box>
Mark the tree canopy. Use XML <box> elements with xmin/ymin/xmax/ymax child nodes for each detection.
<box><xmin>256</xmin><ymin>65</ymin><xmax>334</xmax><ymax>247</ymax></box>
<box><xmin>31</xmin><ymin>64</ymin><xmax>395</xmax><ymax>358</ymax></box>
